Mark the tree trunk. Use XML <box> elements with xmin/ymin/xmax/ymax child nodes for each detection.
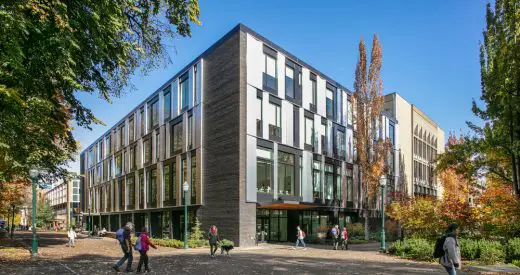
<box><xmin>364</xmin><ymin>209</ymin><xmax>370</xmax><ymax>241</ymax></box>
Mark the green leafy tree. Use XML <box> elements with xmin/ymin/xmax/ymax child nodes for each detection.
<box><xmin>0</xmin><ymin>0</ymin><xmax>201</xmax><ymax>183</ymax></box>
<box><xmin>36</xmin><ymin>199</ymin><xmax>53</xmax><ymax>229</ymax></box>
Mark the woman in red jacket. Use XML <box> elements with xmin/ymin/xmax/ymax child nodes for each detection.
<box><xmin>340</xmin><ymin>227</ymin><xmax>349</xmax><ymax>250</ymax></box>
<box><xmin>137</xmin><ymin>227</ymin><xmax>157</xmax><ymax>273</ymax></box>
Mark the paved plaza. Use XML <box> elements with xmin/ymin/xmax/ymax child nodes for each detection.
<box><xmin>1</xmin><ymin>232</ymin><xmax>461</xmax><ymax>274</ymax></box>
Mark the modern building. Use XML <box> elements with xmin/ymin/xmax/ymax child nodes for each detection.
<box><xmin>43</xmin><ymin>175</ymin><xmax>81</xmax><ymax>229</ymax></box>
<box><xmin>384</xmin><ymin>93</ymin><xmax>445</xmax><ymax>198</ymax></box>
<box><xmin>80</xmin><ymin>24</ymin><xmax>439</xmax><ymax>246</ymax></box>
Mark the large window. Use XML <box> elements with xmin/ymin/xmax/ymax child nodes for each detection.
<box><xmin>188</xmin><ymin>114</ymin><xmax>193</xmax><ymax>149</ymax></box>
<box><xmin>180</xmin><ymin>74</ymin><xmax>189</xmax><ymax>110</ymax></box>
<box><xmin>120</xmin><ymin>124</ymin><xmax>125</xmax><ymax>148</ymax></box>
<box><xmin>171</xmin><ymin>122</ymin><xmax>183</xmax><ymax>153</ymax></box>
<box><xmin>257</xmin><ymin>147</ymin><xmax>273</xmax><ymax>193</ymax></box>
<box><xmin>155</xmin><ymin>132</ymin><xmax>160</xmax><ymax>161</ymax></box>
<box><xmin>389</xmin><ymin>123</ymin><xmax>395</xmax><ymax>146</ymax></box>
<box><xmin>163</xmin><ymin>165</ymin><xmax>170</xmax><ymax>205</ymax></box>
<box><xmin>312</xmin><ymin>161</ymin><xmax>321</xmax><ymax>199</ymax></box>
<box><xmin>346</xmin><ymin>168</ymin><xmax>353</xmax><ymax>202</ymax></box>
<box><xmin>164</xmin><ymin>89</ymin><xmax>171</xmax><ymax>121</ymax></box>
<box><xmin>139</xmin><ymin>172</ymin><xmax>144</xmax><ymax>209</ymax></box>
<box><xmin>285</xmin><ymin>65</ymin><xmax>294</xmax><ymax>98</ymax></box>
<box><xmin>129</xmin><ymin>116</ymin><xmax>135</xmax><ymax>142</ymax></box>
<box><xmin>115</xmin><ymin>154</ymin><xmax>122</xmax><ymax>176</ymax></box>
<box><xmin>335</xmin><ymin>167</ymin><xmax>341</xmax><ymax>201</ymax></box>
<box><xmin>149</xmin><ymin>100</ymin><xmax>159</xmax><ymax>130</ymax></box>
<box><xmin>263</xmin><ymin>53</ymin><xmax>277</xmax><ymax>91</ymax></box>
<box><xmin>140</xmin><ymin>107</ymin><xmax>145</xmax><ymax>136</ymax></box>
<box><xmin>326</xmin><ymin>88</ymin><xmax>334</xmax><ymax>119</ymax></box>
<box><xmin>325</xmin><ymin>164</ymin><xmax>333</xmax><ymax>200</ymax></box>
<box><xmin>127</xmin><ymin>177</ymin><xmax>135</xmax><ymax>209</ymax></box>
<box><xmin>119</xmin><ymin>178</ymin><xmax>125</xmax><ymax>210</ymax></box>
<box><xmin>143</xmin><ymin>138</ymin><xmax>151</xmax><ymax>164</ymax></box>
<box><xmin>278</xmin><ymin>152</ymin><xmax>295</xmax><ymax>196</ymax></box>
<box><xmin>172</xmin><ymin>162</ymin><xmax>177</xmax><ymax>203</ymax></box>
<box><xmin>147</xmin><ymin>168</ymin><xmax>157</xmax><ymax>207</ymax></box>
<box><xmin>337</xmin><ymin>130</ymin><xmax>346</xmax><ymax>158</ymax></box>
<box><xmin>305</xmin><ymin>117</ymin><xmax>314</xmax><ymax>146</ymax></box>
<box><xmin>347</xmin><ymin>100</ymin><xmax>353</xmax><ymax>125</ymax></box>
<box><xmin>97</xmin><ymin>141</ymin><xmax>103</xmax><ymax>161</ymax></box>
<box><xmin>181</xmin><ymin>158</ymin><xmax>187</xmax><ymax>205</ymax></box>
<box><xmin>267</xmin><ymin>102</ymin><xmax>281</xmax><ymax>140</ymax></box>
<box><xmin>256</xmin><ymin>96</ymin><xmax>262</xmax><ymax>136</ymax></box>
<box><xmin>191</xmin><ymin>153</ymin><xmax>197</xmax><ymax>203</ymax></box>
<box><xmin>311</xmin><ymin>74</ymin><xmax>317</xmax><ymax>107</ymax></box>
<box><xmin>105</xmin><ymin>135</ymin><xmax>111</xmax><ymax>156</ymax></box>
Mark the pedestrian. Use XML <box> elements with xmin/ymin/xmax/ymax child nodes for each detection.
<box><xmin>207</xmin><ymin>225</ymin><xmax>219</xmax><ymax>258</ymax></box>
<box><xmin>293</xmin><ymin>225</ymin><xmax>307</xmax><ymax>250</ymax></box>
<box><xmin>67</xmin><ymin>226</ymin><xmax>77</xmax><ymax>247</ymax></box>
<box><xmin>340</xmin><ymin>227</ymin><xmax>348</xmax><ymax>250</ymax></box>
<box><xmin>331</xmin><ymin>225</ymin><xmax>339</xmax><ymax>250</ymax></box>
<box><xmin>136</xmin><ymin>227</ymin><xmax>157</xmax><ymax>273</ymax></box>
<box><xmin>113</xmin><ymin>223</ymin><xmax>134</xmax><ymax>272</ymax></box>
<box><xmin>439</xmin><ymin>224</ymin><xmax>461</xmax><ymax>275</ymax></box>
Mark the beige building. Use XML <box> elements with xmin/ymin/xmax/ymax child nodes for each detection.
<box><xmin>384</xmin><ymin>93</ymin><xmax>445</xmax><ymax>198</ymax></box>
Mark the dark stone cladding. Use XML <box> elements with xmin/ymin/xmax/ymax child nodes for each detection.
<box><xmin>200</xmin><ymin>29</ymin><xmax>255</xmax><ymax>246</ymax></box>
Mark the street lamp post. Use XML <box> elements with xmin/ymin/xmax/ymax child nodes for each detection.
<box><xmin>380</xmin><ymin>175</ymin><xmax>387</xmax><ymax>252</ymax></box>
<box><xmin>29</xmin><ymin>169</ymin><xmax>39</xmax><ymax>257</ymax></box>
<box><xmin>183</xmin><ymin>181</ymin><xmax>189</xmax><ymax>249</ymax></box>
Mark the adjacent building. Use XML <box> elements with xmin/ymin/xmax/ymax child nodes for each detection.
<box><xmin>80</xmin><ymin>24</ymin><xmax>442</xmax><ymax>246</ymax></box>
<box><xmin>43</xmin><ymin>175</ymin><xmax>81</xmax><ymax>229</ymax></box>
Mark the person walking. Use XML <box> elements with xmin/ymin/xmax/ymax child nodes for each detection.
<box><xmin>293</xmin><ymin>225</ymin><xmax>307</xmax><ymax>250</ymax></box>
<box><xmin>136</xmin><ymin>227</ymin><xmax>157</xmax><ymax>273</ymax></box>
<box><xmin>113</xmin><ymin>223</ymin><xmax>134</xmax><ymax>272</ymax></box>
<box><xmin>440</xmin><ymin>224</ymin><xmax>461</xmax><ymax>275</ymax></box>
<box><xmin>207</xmin><ymin>225</ymin><xmax>219</xmax><ymax>258</ymax></box>
<box><xmin>67</xmin><ymin>226</ymin><xmax>77</xmax><ymax>248</ymax></box>
<box><xmin>331</xmin><ymin>225</ymin><xmax>339</xmax><ymax>250</ymax></box>
<box><xmin>340</xmin><ymin>227</ymin><xmax>349</xmax><ymax>250</ymax></box>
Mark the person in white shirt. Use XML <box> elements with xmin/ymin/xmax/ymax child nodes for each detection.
<box><xmin>67</xmin><ymin>227</ymin><xmax>77</xmax><ymax>247</ymax></box>
<box><xmin>293</xmin><ymin>225</ymin><xmax>307</xmax><ymax>250</ymax></box>
<box><xmin>440</xmin><ymin>224</ymin><xmax>461</xmax><ymax>275</ymax></box>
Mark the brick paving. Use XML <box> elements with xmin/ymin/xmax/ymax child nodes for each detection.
<box><xmin>0</xmin><ymin>232</ymin><xmax>468</xmax><ymax>274</ymax></box>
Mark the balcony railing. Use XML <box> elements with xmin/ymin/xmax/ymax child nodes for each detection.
<box><xmin>269</xmin><ymin>124</ymin><xmax>281</xmax><ymax>142</ymax></box>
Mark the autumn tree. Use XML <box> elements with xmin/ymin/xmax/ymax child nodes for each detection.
<box><xmin>0</xmin><ymin>0</ymin><xmax>201</xmax><ymax>183</ymax></box>
<box><xmin>353</xmin><ymin>35</ymin><xmax>391</xmax><ymax>240</ymax></box>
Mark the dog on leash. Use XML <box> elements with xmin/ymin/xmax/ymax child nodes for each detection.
<box><xmin>220</xmin><ymin>245</ymin><xmax>234</xmax><ymax>256</ymax></box>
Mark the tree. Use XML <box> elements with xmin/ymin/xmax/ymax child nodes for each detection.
<box><xmin>387</xmin><ymin>197</ymin><xmax>441</xmax><ymax>239</ymax></box>
<box><xmin>36</xmin><ymin>199</ymin><xmax>53</xmax><ymax>229</ymax></box>
<box><xmin>0</xmin><ymin>0</ymin><xmax>201</xmax><ymax>183</ymax></box>
<box><xmin>453</xmin><ymin>0</ymin><xmax>520</xmax><ymax>197</ymax></box>
<box><xmin>353</xmin><ymin>35</ymin><xmax>391</xmax><ymax>240</ymax></box>
<box><xmin>0</xmin><ymin>179</ymin><xmax>29</xmax><ymax>219</ymax></box>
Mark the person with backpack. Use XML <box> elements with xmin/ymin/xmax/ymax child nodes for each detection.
<box><xmin>331</xmin><ymin>225</ymin><xmax>339</xmax><ymax>250</ymax></box>
<box><xmin>113</xmin><ymin>223</ymin><xmax>134</xmax><ymax>272</ymax></box>
<box><xmin>207</xmin><ymin>225</ymin><xmax>219</xmax><ymax>258</ymax></box>
<box><xmin>340</xmin><ymin>227</ymin><xmax>349</xmax><ymax>250</ymax></box>
<box><xmin>293</xmin><ymin>225</ymin><xmax>307</xmax><ymax>250</ymax></box>
<box><xmin>434</xmin><ymin>224</ymin><xmax>461</xmax><ymax>275</ymax></box>
<box><xmin>135</xmin><ymin>227</ymin><xmax>157</xmax><ymax>273</ymax></box>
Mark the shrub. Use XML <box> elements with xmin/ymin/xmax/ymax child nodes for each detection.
<box><xmin>348</xmin><ymin>239</ymin><xmax>369</xmax><ymax>245</ymax></box>
<box><xmin>478</xmin><ymin>240</ymin><xmax>504</xmax><ymax>265</ymax></box>
<box><xmin>388</xmin><ymin>240</ymin><xmax>404</xmax><ymax>256</ymax></box>
<box><xmin>305</xmin><ymin>235</ymin><xmax>327</xmax><ymax>245</ymax></box>
<box><xmin>512</xmin><ymin>260</ymin><xmax>520</xmax><ymax>268</ymax></box>
<box><xmin>151</xmin><ymin>238</ymin><xmax>184</xmax><ymax>248</ymax></box>
<box><xmin>188</xmin><ymin>218</ymin><xmax>208</xmax><ymax>248</ymax></box>
<box><xmin>459</xmin><ymin>239</ymin><xmax>480</xmax><ymax>260</ymax></box>
<box><xmin>347</xmin><ymin>223</ymin><xmax>365</xmax><ymax>238</ymax></box>
<box><xmin>505</xmin><ymin>238</ymin><xmax>520</xmax><ymax>263</ymax></box>
<box><xmin>388</xmin><ymin>238</ymin><xmax>434</xmax><ymax>261</ymax></box>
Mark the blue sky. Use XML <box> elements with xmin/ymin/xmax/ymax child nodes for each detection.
<box><xmin>70</xmin><ymin>0</ymin><xmax>486</xmax><ymax>173</ymax></box>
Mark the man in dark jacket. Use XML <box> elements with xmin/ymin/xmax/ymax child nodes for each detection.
<box><xmin>113</xmin><ymin>224</ymin><xmax>134</xmax><ymax>272</ymax></box>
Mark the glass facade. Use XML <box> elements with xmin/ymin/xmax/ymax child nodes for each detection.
<box><xmin>191</xmin><ymin>153</ymin><xmax>197</xmax><ymax>204</ymax></box>
<box><xmin>172</xmin><ymin>122</ymin><xmax>183</xmax><ymax>153</ymax></box>
<box><xmin>257</xmin><ymin>147</ymin><xmax>273</xmax><ymax>193</ymax></box>
<box><xmin>312</xmin><ymin>160</ymin><xmax>321</xmax><ymax>200</ymax></box>
<box><xmin>148</xmin><ymin>168</ymin><xmax>157</xmax><ymax>208</ymax></box>
<box><xmin>277</xmin><ymin>151</ymin><xmax>295</xmax><ymax>196</ymax></box>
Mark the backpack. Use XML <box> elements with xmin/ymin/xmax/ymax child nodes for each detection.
<box><xmin>115</xmin><ymin>228</ymin><xmax>125</xmax><ymax>243</ymax></box>
<box><xmin>134</xmin><ymin>235</ymin><xmax>142</xmax><ymax>251</ymax></box>
<box><xmin>302</xmin><ymin>230</ymin><xmax>306</xmax><ymax>238</ymax></box>
<box><xmin>433</xmin><ymin>236</ymin><xmax>447</xmax><ymax>258</ymax></box>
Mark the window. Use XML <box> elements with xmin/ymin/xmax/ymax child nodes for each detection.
<box><xmin>155</xmin><ymin>132</ymin><xmax>160</xmax><ymax>161</ymax></box>
<box><xmin>180</xmin><ymin>74</ymin><xmax>189</xmax><ymax>110</ymax></box>
<box><xmin>325</xmin><ymin>164</ymin><xmax>333</xmax><ymax>200</ymax></box>
<box><xmin>311</xmin><ymin>74</ymin><xmax>317</xmax><ymax>107</ymax></box>
<box><xmin>191</xmin><ymin>153</ymin><xmax>197</xmax><ymax>203</ymax></box>
<box><xmin>172</xmin><ymin>161</ymin><xmax>177</xmax><ymax>203</ymax></box>
<box><xmin>139</xmin><ymin>172</ymin><xmax>144</xmax><ymax>208</ymax></box>
<box><xmin>98</xmin><ymin>141</ymin><xmax>103</xmax><ymax>161</ymax></box>
<box><xmin>263</xmin><ymin>53</ymin><xmax>277</xmax><ymax>91</ymax></box>
<box><xmin>120</xmin><ymin>124</ymin><xmax>125</xmax><ymax>148</ymax></box>
<box><xmin>119</xmin><ymin>178</ymin><xmax>125</xmax><ymax>210</ymax></box>
<box><xmin>312</xmin><ymin>161</ymin><xmax>321</xmax><ymax>199</ymax></box>
<box><xmin>194</xmin><ymin>64</ymin><xmax>198</xmax><ymax>103</ymax></box>
<box><xmin>335</xmin><ymin>167</ymin><xmax>341</xmax><ymax>201</ymax></box>
<box><xmin>115</xmin><ymin>154</ymin><xmax>122</xmax><ymax>176</ymax></box>
<box><xmin>106</xmin><ymin>135</ymin><xmax>111</xmax><ymax>156</ymax></box>
<box><xmin>337</xmin><ymin>130</ymin><xmax>346</xmax><ymax>158</ymax></box>
<box><xmin>256</xmin><ymin>96</ymin><xmax>262</xmax><ymax>136</ymax></box>
<box><xmin>164</xmin><ymin>89</ymin><xmax>171</xmax><ymax>120</ymax></box>
<box><xmin>108</xmin><ymin>158</ymin><xmax>113</xmax><ymax>179</ymax></box>
<box><xmin>389</xmin><ymin>123</ymin><xmax>395</xmax><ymax>146</ymax></box>
<box><xmin>143</xmin><ymin>139</ymin><xmax>151</xmax><ymax>164</ymax></box>
<box><xmin>285</xmin><ymin>65</ymin><xmax>294</xmax><ymax>98</ymax></box>
<box><xmin>188</xmin><ymin>114</ymin><xmax>193</xmax><ymax>148</ymax></box>
<box><xmin>326</xmin><ymin>88</ymin><xmax>334</xmax><ymax>119</ymax></box>
<box><xmin>305</xmin><ymin>117</ymin><xmax>314</xmax><ymax>146</ymax></box>
<box><xmin>346</xmin><ymin>168</ymin><xmax>353</xmax><ymax>202</ymax></box>
<box><xmin>129</xmin><ymin>146</ymin><xmax>134</xmax><ymax>170</ymax></box>
<box><xmin>268</xmin><ymin>102</ymin><xmax>281</xmax><ymax>140</ymax></box>
<box><xmin>171</xmin><ymin>122</ymin><xmax>183</xmax><ymax>153</ymax></box>
<box><xmin>347</xmin><ymin>100</ymin><xmax>353</xmax><ymax>125</ymax></box>
<box><xmin>122</xmin><ymin>150</ymin><xmax>127</xmax><ymax>173</ymax></box>
<box><xmin>129</xmin><ymin>116</ymin><xmax>135</xmax><ymax>142</ymax></box>
<box><xmin>278</xmin><ymin>152</ymin><xmax>295</xmax><ymax>196</ymax></box>
<box><xmin>127</xmin><ymin>177</ymin><xmax>135</xmax><ymax>209</ymax></box>
<box><xmin>148</xmin><ymin>168</ymin><xmax>157</xmax><ymax>207</ymax></box>
<box><xmin>164</xmin><ymin>165</ymin><xmax>170</xmax><ymax>205</ymax></box>
<box><xmin>149</xmin><ymin>100</ymin><xmax>159</xmax><ymax>130</ymax></box>
<box><xmin>140</xmin><ymin>107</ymin><xmax>145</xmax><ymax>136</ymax></box>
<box><xmin>257</xmin><ymin>147</ymin><xmax>273</xmax><ymax>193</ymax></box>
